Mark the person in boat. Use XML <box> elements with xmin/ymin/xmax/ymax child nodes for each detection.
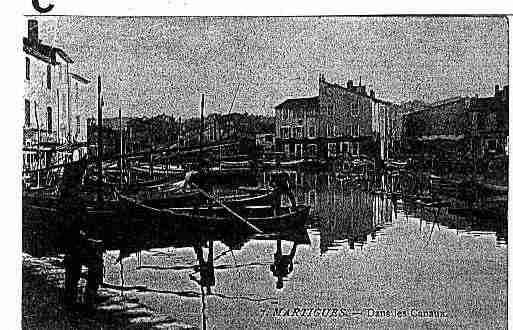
<box><xmin>270</xmin><ymin>239</ymin><xmax>298</xmax><ymax>289</ymax></box>
<box><xmin>270</xmin><ymin>160</ymin><xmax>296</xmax><ymax>215</ymax></box>
<box><xmin>184</xmin><ymin>169</ymin><xmax>200</xmax><ymax>190</ymax></box>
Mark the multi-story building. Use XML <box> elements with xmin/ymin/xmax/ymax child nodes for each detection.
<box><xmin>23</xmin><ymin>19</ymin><xmax>92</xmax><ymax>171</ymax></box>
<box><xmin>402</xmin><ymin>84</ymin><xmax>509</xmax><ymax>159</ymax></box>
<box><xmin>275</xmin><ymin>75</ymin><xmax>400</xmax><ymax>161</ymax></box>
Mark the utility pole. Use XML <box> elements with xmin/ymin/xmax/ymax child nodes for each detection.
<box><xmin>97</xmin><ymin>75</ymin><xmax>104</xmax><ymax>206</ymax></box>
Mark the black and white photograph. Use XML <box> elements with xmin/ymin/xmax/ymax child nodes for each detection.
<box><xmin>19</xmin><ymin>9</ymin><xmax>509</xmax><ymax>329</ymax></box>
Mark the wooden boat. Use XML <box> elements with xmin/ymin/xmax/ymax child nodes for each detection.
<box><xmin>220</xmin><ymin>191</ymin><xmax>275</xmax><ymax>207</ymax></box>
<box><xmin>220</xmin><ymin>160</ymin><xmax>252</xmax><ymax>169</ymax></box>
<box><xmin>167</xmin><ymin>204</ymin><xmax>310</xmax><ymax>231</ymax></box>
<box><xmin>132</xmin><ymin>178</ymin><xmax>274</xmax><ymax>208</ymax></box>
<box><xmin>22</xmin><ymin>191</ymin><xmax>123</xmax><ymax>256</ymax></box>
<box><xmin>237</xmin><ymin>185</ymin><xmax>273</xmax><ymax>194</ymax></box>
<box><xmin>131</xmin><ymin>163</ymin><xmax>186</xmax><ymax>176</ymax></box>
<box><xmin>119</xmin><ymin>194</ymin><xmax>310</xmax><ymax>235</ymax></box>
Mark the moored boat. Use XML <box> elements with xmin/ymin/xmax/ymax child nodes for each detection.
<box><xmin>119</xmin><ymin>194</ymin><xmax>310</xmax><ymax>236</ymax></box>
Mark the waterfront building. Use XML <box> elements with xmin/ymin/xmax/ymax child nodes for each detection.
<box><xmin>256</xmin><ymin>133</ymin><xmax>275</xmax><ymax>153</ymax></box>
<box><xmin>23</xmin><ymin>19</ymin><xmax>92</xmax><ymax>171</ymax></box>
<box><xmin>403</xmin><ymin>85</ymin><xmax>509</xmax><ymax>160</ymax></box>
<box><xmin>275</xmin><ymin>75</ymin><xmax>401</xmax><ymax>161</ymax></box>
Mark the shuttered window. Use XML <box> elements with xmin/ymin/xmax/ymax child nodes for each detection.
<box><xmin>25</xmin><ymin>99</ymin><xmax>30</xmax><ymax>126</ymax></box>
<box><xmin>47</xmin><ymin>107</ymin><xmax>52</xmax><ymax>133</ymax></box>
<box><xmin>25</xmin><ymin>57</ymin><xmax>30</xmax><ymax>80</ymax></box>
<box><xmin>46</xmin><ymin>65</ymin><xmax>51</xmax><ymax>89</ymax></box>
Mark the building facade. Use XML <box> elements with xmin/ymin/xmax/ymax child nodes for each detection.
<box><xmin>275</xmin><ymin>75</ymin><xmax>399</xmax><ymax>161</ymax></box>
<box><xmin>23</xmin><ymin>19</ymin><xmax>92</xmax><ymax>171</ymax></box>
<box><xmin>402</xmin><ymin>85</ymin><xmax>509</xmax><ymax>160</ymax></box>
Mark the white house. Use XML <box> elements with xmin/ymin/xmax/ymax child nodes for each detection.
<box><xmin>23</xmin><ymin>19</ymin><xmax>92</xmax><ymax>171</ymax></box>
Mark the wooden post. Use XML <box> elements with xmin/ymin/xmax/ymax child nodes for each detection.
<box><xmin>85</xmin><ymin>238</ymin><xmax>104</xmax><ymax>306</ymax></box>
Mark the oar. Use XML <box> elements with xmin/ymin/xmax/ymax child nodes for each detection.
<box><xmin>192</xmin><ymin>184</ymin><xmax>263</xmax><ymax>234</ymax></box>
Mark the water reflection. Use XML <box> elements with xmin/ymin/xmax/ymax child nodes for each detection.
<box><xmin>106</xmin><ymin>226</ymin><xmax>311</xmax><ymax>330</ymax></box>
<box><xmin>270</xmin><ymin>240</ymin><xmax>298</xmax><ymax>289</ymax></box>
<box><xmin>101</xmin><ymin>169</ymin><xmax>507</xmax><ymax>329</ymax></box>
<box><xmin>259</xmin><ymin>170</ymin><xmax>507</xmax><ymax>249</ymax></box>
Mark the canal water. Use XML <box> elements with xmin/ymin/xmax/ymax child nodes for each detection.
<box><xmin>103</xmin><ymin>171</ymin><xmax>507</xmax><ymax>329</ymax></box>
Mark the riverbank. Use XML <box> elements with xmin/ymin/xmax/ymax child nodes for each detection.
<box><xmin>22</xmin><ymin>253</ymin><xmax>195</xmax><ymax>329</ymax></box>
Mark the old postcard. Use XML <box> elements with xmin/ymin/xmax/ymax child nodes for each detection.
<box><xmin>18</xmin><ymin>1</ymin><xmax>509</xmax><ymax>329</ymax></box>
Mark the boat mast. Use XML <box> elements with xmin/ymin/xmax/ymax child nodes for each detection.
<box><xmin>97</xmin><ymin>75</ymin><xmax>104</xmax><ymax>205</ymax></box>
<box><xmin>119</xmin><ymin>104</ymin><xmax>123</xmax><ymax>189</ymax></box>
<box><xmin>200</xmin><ymin>94</ymin><xmax>204</xmax><ymax>149</ymax></box>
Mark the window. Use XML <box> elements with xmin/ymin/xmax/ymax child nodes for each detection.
<box><xmin>352</xmin><ymin>123</ymin><xmax>359</xmax><ymax>136</ymax></box>
<box><xmin>326</xmin><ymin>124</ymin><xmax>336</xmax><ymax>137</ymax></box>
<box><xmin>308</xmin><ymin>126</ymin><xmax>316</xmax><ymax>138</ymax></box>
<box><xmin>352</xmin><ymin>142</ymin><xmax>359</xmax><ymax>156</ymax></box>
<box><xmin>340</xmin><ymin>142</ymin><xmax>349</xmax><ymax>154</ymax></box>
<box><xmin>76</xmin><ymin>115</ymin><xmax>81</xmax><ymax>135</ymax></box>
<box><xmin>328</xmin><ymin>143</ymin><xmax>337</xmax><ymax>158</ymax></box>
<box><xmin>345</xmin><ymin>124</ymin><xmax>351</xmax><ymax>135</ymax></box>
<box><xmin>24</xmin><ymin>99</ymin><xmax>30</xmax><ymax>127</ymax></box>
<box><xmin>280</xmin><ymin>126</ymin><xmax>290</xmax><ymax>139</ymax></box>
<box><xmin>306</xmin><ymin>144</ymin><xmax>317</xmax><ymax>158</ymax></box>
<box><xmin>25</xmin><ymin>57</ymin><xmax>30</xmax><ymax>80</ymax></box>
<box><xmin>46</xmin><ymin>64</ymin><xmax>51</xmax><ymax>89</ymax></box>
<box><xmin>295</xmin><ymin>144</ymin><xmax>302</xmax><ymax>158</ymax></box>
<box><xmin>351</xmin><ymin>102</ymin><xmax>358</xmax><ymax>118</ymax></box>
<box><xmin>294</xmin><ymin>126</ymin><xmax>303</xmax><ymax>139</ymax></box>
<box><xmin>284</xmin><ymin>144</ymin><xmax>290</xmax><ymax>155</ymax></box>
<box><xmin>326</xmin><ymin>104</ymin><xmax>334</xmax><ymax>117</ymax></box>
<box><xmin>47</xmin><ymin>107</ymin><xmax>52</xmax><ymax>133</ymax></box>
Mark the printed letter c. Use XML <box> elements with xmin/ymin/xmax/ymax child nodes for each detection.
<box><xmin>33</xmin><ymin>0</ymin><xmax>54</xmax><ymax>13</ymax></box>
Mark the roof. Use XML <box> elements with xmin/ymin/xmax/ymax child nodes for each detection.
<box><xmin>275</xmin><ymin>96</ymin><xmax>319</xmax><ymax>109</ymax></box>
<box><xmin>321</xmin><ymin>80</ymin><xmax>373</xmax><ymax>100</ymax></box>
<box><xmin>23</xmin><ymin>38</ymin><xmax>73</xmax><ymax>65</ymax></box>
<box><xmin>70</xmin><ymin>72</ymin><xmax>90</xmax><ymax>84</ymax></box>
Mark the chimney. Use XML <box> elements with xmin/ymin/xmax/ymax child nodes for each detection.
<box><xmin>494</xmin><ymin>84</ymin><xmax>500</xmax><ymax>97</ymax></box>
<box><xmin>370</xmin><ymin>90</ymin><xmax>375</xmax><ymax>99</ymax></box>
<box><xmin>28</xmin><ymin>19</ymin><xmax>39</xmax><ymax>44</ymax></box>
<box><xmin>347</xmin><ymin>80</ymin><xmax>353</xmax><ymax>90</ymax></box>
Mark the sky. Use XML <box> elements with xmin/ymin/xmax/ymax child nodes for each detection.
<box><xmin>31</xmin><ymin>16</ymin><xmax>508</xmax><ymax>119</ymax></box>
